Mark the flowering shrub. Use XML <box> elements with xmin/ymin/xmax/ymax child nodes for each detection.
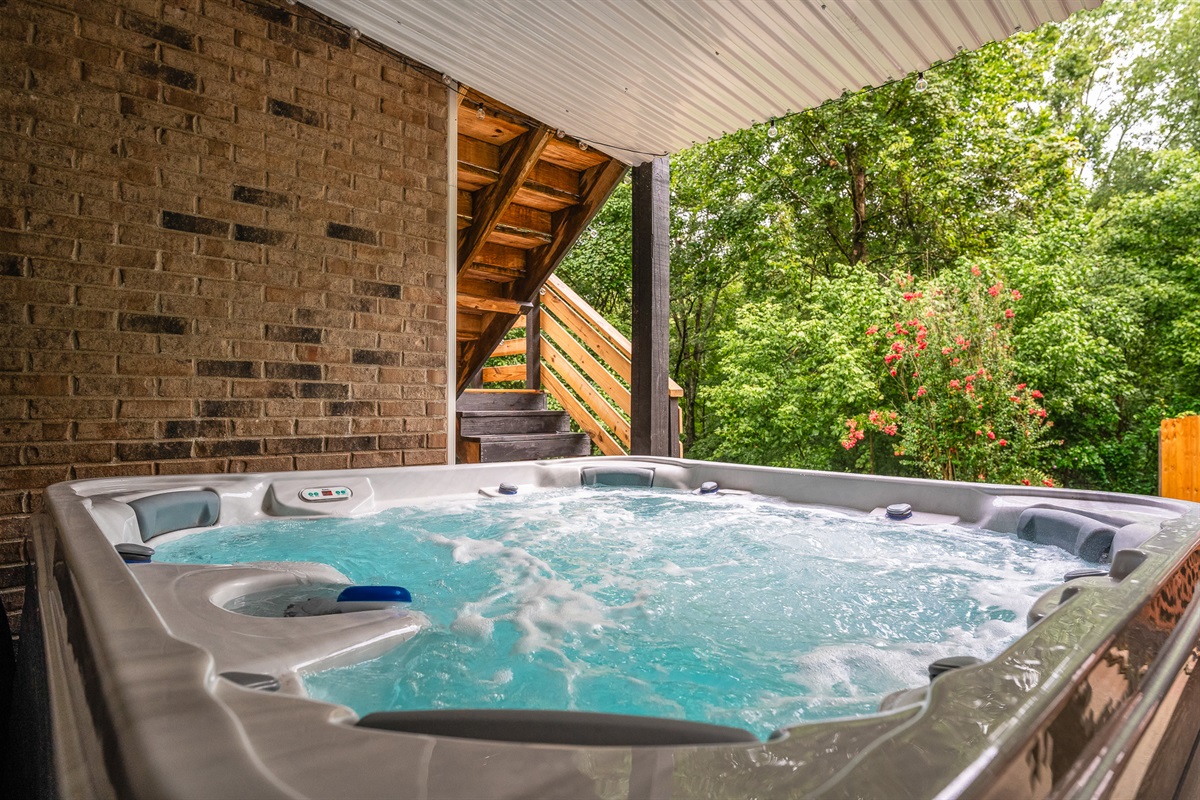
<box><xmin>845</xmin><ymin>266</ymin><xmax>1058</xmax><ymax>486</ymax></box>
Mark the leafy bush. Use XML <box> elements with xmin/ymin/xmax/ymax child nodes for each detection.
<box><xmin>847</xmin><ymin>267</ymin><xmax>1057</xmax><ymax>485</ymax></box>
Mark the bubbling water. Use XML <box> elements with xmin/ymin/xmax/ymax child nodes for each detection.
<box><xmin>155</xmin><ymin>486</ymin><xmax>1088</xmax><ymax>738</ymax></box>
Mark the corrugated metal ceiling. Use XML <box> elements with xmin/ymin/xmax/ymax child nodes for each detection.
<box><xmin>303</xmin><ymin>0</ymin><xmax>1101</xmax><ymax>164</ymax></box>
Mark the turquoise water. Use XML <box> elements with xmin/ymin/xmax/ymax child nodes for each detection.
<box><xmin>155</xmin><ymin>486</ymin><xmax>1087</xmax><ymax>738</ymax></box>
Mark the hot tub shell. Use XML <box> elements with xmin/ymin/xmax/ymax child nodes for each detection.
<box><xmin>13</xmin><ymin>456</ymin><xmax>1200</xmax><ymax>799</ymax></box>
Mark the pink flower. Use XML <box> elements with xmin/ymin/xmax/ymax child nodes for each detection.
<box><xmin>891</xmin><ymin>342</ymin><xmax>906</xmax><ymax>353</ymax></box>
<box><xmin>971</xmin><ymin>266</ymin><xmax>982</xmax><ymax>277</ymax></box>
<box><xmin>941</xmin><ymin>347</ymin><xmax>953</xmax><ymax>355</ymax></box>
<box><xmin>1016</xmin><ymin>383</ymin><xmax>1026</xmax><ymax>390</ymax></box>
<box><xmin>986</xmin><ymin>431</ymin><xmax>996</xmax><ymax>440</ymax></box>
<box><xmin>1031</xmin><ymin>390</ymin><xmax>1043</xmax><ymax>399</ymax></box>
<box><xmin>915</xmin><ymin>386</ymin><xmax>927</xmax><ymax>397</ymax></box>
<box><xmin>988</xmin><ymin>283</ymin><xmax>1002</xmax><ymax>297</ymax></box>
<box><xmin>868</xmin><ymin>410</ymin><xmax>881</xmax><ymax>424</ymax></box>
<box><xmin>975</xmin><ymin>429</ymin><xmax>983</xmax><ymax>436</ymax></box>
<box><xmin>1021</xmin><ymin>478</ymin><xmax>1031</xmax><ymax>486</ymax></box>
<box><xmin>841</xmin><ymin>440</ymin><xmax>855</xmax><ymax>450</ymax></box>
<box><xmin>889</xmin><ymin>369</ymin><xmax>897</xmax><ymax>377</ymax></box>
<box><xmin>1042</xmin><ymin>478</ymin><xmax>1055</xmax><ymax>487</ymax></box>
<box><xmin>998</xmin><ymin>439</ymin><xmax>1008</xmax><ymax>446</ymax></box>
<box><xmin>1009</xmin><ymin>396</ymin><xmax>1020</xmax><ymax>402</ymax></box>
<box><xmin>949</xmin><ymin>379</ymin><xmax>960</xmax><ymax>389</ymax></box>
<box><xmin>866</xmin><ymin>326</ymin><xmax>878</xmax><ymax>335</ymax></box>
<box><xmin>1011</xmin><ymin>289</ymin><xmax>1022</xmax><ymax>299</ymax></box>
<box><xmin>882</xmin><ymin>424</ymin><xmax>897</xmax><ymax>436</ymax></box>
<box><xmin>1004</xmin><ymin>308</ymin><xmax>1015</xmax><ymax>319</ymax></box>
<box><xmin>902</xmin><ymin>292</ymin><xmax>922</xmax><ymax>302</ymax></box>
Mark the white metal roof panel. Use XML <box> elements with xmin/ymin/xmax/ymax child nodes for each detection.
<box><xmin>303</xmin><ymin>0</ymin><xmax>1101</xmax><ymax>164</ymax></box>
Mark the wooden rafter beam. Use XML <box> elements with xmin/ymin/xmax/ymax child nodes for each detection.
<box><xmin>456</xmin><ymin>157</ymin><xmax>629</xmax><ymax>395</ymax></box>
<box><xmin>457</xmin><ymin>124</ymin><xmax>552</xmax><ymax>276</ymax></box>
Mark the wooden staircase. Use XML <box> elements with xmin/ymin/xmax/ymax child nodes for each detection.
<box><xmin>455</xmin><ymin>88</ymin><xmax>628</xmax><ymax>396</ymax></box>
<box><xmin>456</xmin><ymin>389</ymin><xmax>590</xmax><ymax>463</ymax></box>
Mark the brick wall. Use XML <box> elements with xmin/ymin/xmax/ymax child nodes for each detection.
<box><xmin>0</xmin><ymin>0</ymin><xmax>450</xmax><ymax>636</ymax></box>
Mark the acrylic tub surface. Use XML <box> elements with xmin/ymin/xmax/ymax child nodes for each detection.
<box><xmin>18</xmin><ymin>456</ymin><xmax>1200</xmax><ymax>800</ymax></box>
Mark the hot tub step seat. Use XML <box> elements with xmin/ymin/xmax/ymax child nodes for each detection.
<box><xmin>456</xmin><ymin>389</ymin><xmax>591</xmax><ymax>462</ymax></box>
<box><xmin>458</xmin><ymin>431</ymin><xmax>591</xmax><ymax>463</ymax></box>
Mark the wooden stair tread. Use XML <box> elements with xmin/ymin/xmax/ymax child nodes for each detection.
<box><xmin>460</xmin><ymin>432</ymin><xmax>587</xmax><ymax>442</ymax></box>
<box><xmin>457</xmin><ymin>410</ymin><xmax>566</xmax><ymax>417</ymax></box>
<box><xmin>458</xmin><ymin>388</ymin><xmax>547</xmax><ymax>411</ymax></box>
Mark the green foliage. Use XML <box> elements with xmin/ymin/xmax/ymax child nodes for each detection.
<box><xmin>557</xmin><ymin>179</ymin><xmax>633</xmax><ymax>333</ymax></box>
<box><xmin>556</xmin><ymin>0</ymin><xmax>1200</xmax><ymax>493</ymax></box>
<box><xmin>695</xmin><ymin>272</ymin><xmax>888</xmax><ymax>470</ymax></box>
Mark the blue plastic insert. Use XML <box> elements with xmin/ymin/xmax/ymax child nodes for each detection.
<box><xmin>336</xmin><ymin>585</ymin><xmax>412</xmax><ymax>604</ymax></box>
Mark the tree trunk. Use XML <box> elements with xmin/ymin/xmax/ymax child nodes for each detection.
<box><xmin>845</xmin><ymin>143</ymin><xmax>867</xmax><ymax>266</ymax></box>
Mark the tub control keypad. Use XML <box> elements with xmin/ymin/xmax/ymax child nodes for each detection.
<box><xmin>299</xmin><ymin>486</ymin><xmax>353</xmax><ymax>502</ymax></box>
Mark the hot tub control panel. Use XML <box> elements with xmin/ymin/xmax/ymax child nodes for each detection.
<box><xmin>299</xmin><ymin>486</ymin><xmax>353</xmax><ymax>502</ymax></box>
<box><xmin>265</xmin><ymin>477</ymin><xmax>374</xmax><ymax>516</ymax></box>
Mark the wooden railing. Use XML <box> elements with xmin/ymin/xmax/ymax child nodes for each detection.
<box><xmin>479</xmin><ymin>275</ymin><xmax>683</xmax><ymax>456</ymax></box>
<box><xmin>1161</xmin><ymin>415</ymin><xmax>1200</xmax><ymax>501</ymax></box>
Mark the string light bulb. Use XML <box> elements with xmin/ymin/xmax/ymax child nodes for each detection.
<box><xmin>767</xmin><ymin>119</ymin><xmax>779</xmax><ymax>138</ymax></box>
<box><xmin>578</xmin><ymin>141</ymin><xmax>589</xmax><ymax>151</ymax></box>
<box><xmin>915</xmin><ymin>72</ymin><xmax>928</xmax><ymax>92</ymax></box>
<box><xmin>475</xmin><ymin>103</ymin><xmax>486</xmax><ymax>120</ymax></box>
<box><xmin>349</xmin><ymin>27</ymin><xmax>361</xmax><ymax>39</ymax></box>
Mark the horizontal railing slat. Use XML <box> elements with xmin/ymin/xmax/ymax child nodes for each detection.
<box><xmin>481</xmin><ymin>363</ymin><xmax>524</xmax><ymax>383</ymax></box>
<box><xmin>490</xmin><ymin>338</ymin><xmax>526</xmax><ymax>358</ymax></box>
<box><xmin>542</xmin><ymin>340</ymin><xmax>630</xmax><ymax>446</ymax></box>
<box><xmin>544</xmin><ymin>275</ymin><xmax>682</xmax><ymax>396</ymax></box>
<box><xmin>541</xmin><ymin>285</ymin><xmax>632</xmax><ymax>384</ymax></box>
<box><xmin>540</xmin><ymin>312</ymin><xmax>630</xmax><ymax>416</ymax></box>
<box><xmin>540</xmin><ymin>365</ymin><xmax>626</xmax><ymax>456</ymax></box>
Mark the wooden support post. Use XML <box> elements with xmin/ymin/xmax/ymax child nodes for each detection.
<box><xmin>525</xmin><ymin>302</ymin><xmax>541</xmax><ymax>390</ymax></box>
<box><xmin>631</xmin><ymin>156</ymin><xmax>671</xmax><ymax>456</ymax></box>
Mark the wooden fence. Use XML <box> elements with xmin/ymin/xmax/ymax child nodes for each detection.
<box><xmin>1161</xmin><ymin>415</ymin><xmax>1200</xmax><ymax>501</ymax></box>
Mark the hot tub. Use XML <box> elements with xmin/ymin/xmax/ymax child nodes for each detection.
<box><xmin>14</xmin><ymin>456</ymin><xmax>1200</xmax><ymax>799</ymax></box>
